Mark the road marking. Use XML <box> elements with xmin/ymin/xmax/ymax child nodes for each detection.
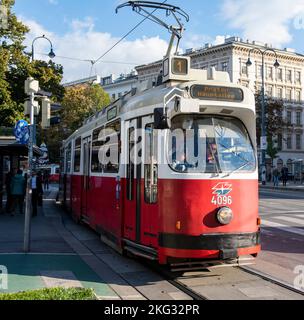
<box><xmin>275</xmin><ymin>216</ymin><xmax>304</xmax><ymax>226</ymax></box>
<box><xmin>262</xmin><ymin>220</ymin><xmax>304</xmax><ymax>237</ymax></box>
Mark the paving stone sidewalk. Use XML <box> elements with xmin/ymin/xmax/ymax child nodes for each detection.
<box><xmin>0</xmin><ymin>185</ymin><xmax>118</xmax><ymax>299</ymax></box>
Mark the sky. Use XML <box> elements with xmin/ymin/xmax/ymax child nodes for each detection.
<box><xmin>13</xmin><ymin>0</ymin><xmax>304</xmax><ymax>83</ymax></box>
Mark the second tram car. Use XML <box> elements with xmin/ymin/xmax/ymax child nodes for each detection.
<box><xmin>60</xmin><ymin>54</ymin><xmax>261</xmax><ymax>266</ymax></box>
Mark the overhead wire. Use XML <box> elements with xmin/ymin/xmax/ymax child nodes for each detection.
<box><xmin>92</xmin><ymin>0</ymin><xmax>168</xmax><ymax>66</ymax></box>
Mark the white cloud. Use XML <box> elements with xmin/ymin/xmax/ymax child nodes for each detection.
<box><xmin>221</xmin><ymin>0</ymin><xmax>304</xmax><ymax>48</ymax></box>
<box><xmin>20</xmin><ymin>16</ymin><xmax>168</xmax><ymax>82</ymax></box>
<box><xmin>182</xmin><ymin>33</ymin><xmax>230</xmax><ymax>50</ymax></box>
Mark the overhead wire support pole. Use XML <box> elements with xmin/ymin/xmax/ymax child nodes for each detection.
<box><xmin>115</xmin><ymin>1</ymin><xmax>189</xmax><ymax>56</ymax></box>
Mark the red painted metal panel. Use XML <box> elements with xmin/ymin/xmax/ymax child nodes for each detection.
<box><xmin>158</xmin><ymin>179</ymin><xmax>259</xmax><ymax>235</ymax></box>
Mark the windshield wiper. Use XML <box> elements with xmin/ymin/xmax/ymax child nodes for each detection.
<box><xmin>222</xmin><ymin>162</ymin><xmax>253</xmax><ymax>178</ymax></box>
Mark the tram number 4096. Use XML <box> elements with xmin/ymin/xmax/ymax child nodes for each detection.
<box><xmin>211</xmin><ymin>195</ymin><xmax>232</xmax><ymax>206</ymax></box>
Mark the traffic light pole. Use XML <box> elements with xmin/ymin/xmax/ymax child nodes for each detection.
<box><xmin>23</xmin><ymin>91</ymin><xmax>34</xmax><ymax>252</ymax></box>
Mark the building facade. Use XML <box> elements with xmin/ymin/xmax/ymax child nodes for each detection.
<box><xmin>101</xmin><ymin>72</ymin><xmax>138</xmax><ymax>101</ymax></box>
<box><xmin>135</xmin><ymin>37</ymin><xmax>304</xmax><ymax>177</ymax></box>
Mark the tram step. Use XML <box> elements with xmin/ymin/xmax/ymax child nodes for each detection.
<box><xmin>124</xmin><ymin>246</ymin><xmax>158</xmax><ymax>261</ymax></box>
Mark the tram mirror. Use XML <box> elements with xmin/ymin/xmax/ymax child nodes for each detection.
<box><xmin>154</xmin><ymin>108</ymin><xmax>170</xmax><ymax>129</ymax></box>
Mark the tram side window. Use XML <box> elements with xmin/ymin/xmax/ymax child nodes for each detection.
<box><xmin>73</xmin><ymin>137</ymin><xmax>81</xmax><ymax>172</ymax></box>
<box><xmin>104</xmin><ymin>120</ymin><xmax>121</xmax><ymax>173</ymax></box>
<box><xmin>65</xmin><ymin>143</ymin><xmax>72</xmax><ymax>174</ymax></box>
<box><xmin>127</xmin><ymin>127</ymin><xmax>135</xmax><ymax>200</ymax></box>
<box><xmin>91</xmin><ymin>127</ymin><xmax>104</xmax><ymax>173</ymax></box>
<box><xmin>144</xmin><ymin>124</ymin><xmax>158</xmax><ymax>204</ymax></box>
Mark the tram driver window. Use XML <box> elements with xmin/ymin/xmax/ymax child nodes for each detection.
<box><xmin>169</xmin><ymin>115</ymin><xmax>256</xmax><ymax>174</ymax></box>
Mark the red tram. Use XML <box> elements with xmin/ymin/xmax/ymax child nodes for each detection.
<box><xmin>59</xmin><ymin>54</ymin><xmax>261</xmax><ymax>266</ymax></box>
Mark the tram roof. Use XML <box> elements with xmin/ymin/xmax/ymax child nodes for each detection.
<box><xmin>63</xmin><ymin>75</ymin><xmax>255</xmax><ymax>145</ymax></box>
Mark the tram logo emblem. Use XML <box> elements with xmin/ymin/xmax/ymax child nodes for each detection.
<box><xmin>212</xmin><ymin>182</ymin><xmax>232</xmax><ymax>196</ymax></box>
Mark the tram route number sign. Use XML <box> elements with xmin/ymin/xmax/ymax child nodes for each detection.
<box><xmin>211</xmin><ymin>182</ymin><xmax>233</xmax><ymax>206</ymax></box>
<box><xmin>191</xmin><ymin>85</ymin><xmax>244</xmax><ymax>102</ymax></box>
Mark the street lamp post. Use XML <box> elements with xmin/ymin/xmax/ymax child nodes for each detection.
<box><xmin>23</xmin><ymin>36</ymin><xmax>55</xmax><ymax>253</ymax></box>
<box><xmin>246</xmin><ymin>48</ymin><xmax>280</xmax><ymax>184</ymax></box>
<box><xmin>31</xmin><ymin>35</ymin><xmax>55</xmax><ymax>62</ymax></box>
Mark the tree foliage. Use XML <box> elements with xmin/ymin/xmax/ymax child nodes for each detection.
<box><xmin>61</xmin><ymin>84</ymin><xmax>110</xmax><ymax>133</ymax></box>
<box><xmin>255</xmin><ymin>92</ymin><xmax>286</xmax><ymax>162</ymax></box>
<box><xmin>0</xmin><ymin>0</ymin><xmax>64</xmax><ymax>127</ymax></box>
<box><xmin>255</xmin><ymin>93</ymin><xmax>286</xmax><ymax>141</ymax></box>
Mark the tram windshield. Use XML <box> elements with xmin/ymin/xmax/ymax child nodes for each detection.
<box><xmin>168</xmin><ymin>115</ymin><xmax>256</xmax><ymax>174</ymax></box>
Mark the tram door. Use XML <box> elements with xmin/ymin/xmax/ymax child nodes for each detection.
<box><xmin>124</xmin><ymin>116</ymin><xmax>158</xmax><ymax>248</ymax></box>
<box><xmin>81</xmin><ymin>136</ymin><xmax>91</xmax><ymax>221</ymax></box>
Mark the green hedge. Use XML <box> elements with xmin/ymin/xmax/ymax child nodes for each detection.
<box><xmin>0</xmin><ymin>287</ymin><xmax>97</xmax><ymax>300</ymax></box>
<box><xmin>0</xmin><ymin>127</ymin><xmax>14</xmax><ymax>137</ymax></box>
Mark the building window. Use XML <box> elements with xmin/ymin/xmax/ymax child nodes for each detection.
<box><xmin>286</xmin><ymin>88</ymin><xmax>292</xmax><ymax>101</ymax></box>
<box><xmin>286</xmin><ymin>69</ymin><xmax>292</xmax><ymax>82</ymax></box>
<box><xmin>296</xmin><ymin>134</ymin><xmax>302</xmax><ymax>150</ymax></box>
<box><xmin>222</xmin><ymin>61</ymin><xmax>228</xmax><ymax>72</ymax></box>
<box><xmin>296</xmin><ymin>71</ymin><xmax>301</xmax><ymax>84</ymax></box>
<box><xmin>112</xmin><ymin>94</ymin><xmax>116</xmax><ymax>100</ymax></box>
<box><xmin>241</xmin><ymin>63</ymin><xmax>247</xmax><ymax>75</ymax></box>
<box><xmin>267</xmin><ymin>66</ymin><xmax>273</xmax><ymax>79</ymax></box>
<box><xmin>287</xmin><ymin>111</ymin><xmax>292</xmax><ymax>124</ymax></box>
<box><xmin>277</xmin><ymin>68</ymin><xmax>283</xmax><ymax>81</ymax></box>
<box><xmin>287</xmin><ymin>135</ymin><xmax>292</xmax><ymax>149</ymax></box>
<box><xmin>257</xmin><ymin>65</ymin><xmax>262</xmax><ymax>78</ymax></box>
<box><xmin>296</xmin><ymin>111</ymin><xmax>302</xmax><ymax>126</ymax></box>
<box><xmin>277</xmin><ymin>88</ymin><xmax>283</xmax><ymax>99</ymax></box>
<box><xmin>266</xmin><ymin>86</ymin><xmax>273</xmax><ymax>97</ymax></box>
<box><xmin>296</xmin><ymin>91</ymin><xmax>301</xmax><ymax>102</ymax></box>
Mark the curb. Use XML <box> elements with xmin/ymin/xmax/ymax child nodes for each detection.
<box><xmin>259</xmin><ymin>186</ymin><xmax>304</xmax><ymax>192</ymax></box>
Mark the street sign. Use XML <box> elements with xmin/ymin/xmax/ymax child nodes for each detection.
<box><xmin>14</xmin><ymin>120</ymin><xmax>29</xmax><ymax>145</ymax></box>
<box><xmin>260</xmin><ymin>136</ymin><xmax>268</xmax><ymax>150</ymax></box>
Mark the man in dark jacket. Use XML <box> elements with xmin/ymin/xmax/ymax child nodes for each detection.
<box><xmin>31</xmin><ymin>171</ymin><xmax>43</xmax><ymax>217</ymax></box>
<box><xmin>10</xmin><ymin>169</ymin><xmax>26</xmax><ymax>216</ymax></box>
<box><xmin>5</xmin><ymin>170</ymin><xmax>14</xmax><ymax>213</ymax></box>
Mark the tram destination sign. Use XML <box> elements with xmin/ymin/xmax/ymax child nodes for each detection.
<box><xmin>191</xmin><ymin>85</ymin><xmax>244</xmax><ymax>102</ymax></box>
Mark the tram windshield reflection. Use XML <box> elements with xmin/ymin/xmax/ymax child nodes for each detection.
<box><xmin>168</xmin><ymin>115</ymin><xmax>256</xmax><ymax>174</ymax></box>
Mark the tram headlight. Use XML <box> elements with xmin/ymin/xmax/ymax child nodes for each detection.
<box><xmin>217</xmin><ymin>207</ymin><xmax>233</xmax><ymax>225</ymax></box>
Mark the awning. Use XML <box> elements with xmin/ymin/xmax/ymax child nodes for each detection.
<box><xmin>0</xmin><ymin>136</ymin><xmax>43</xmax><ymax>157</ymax></box>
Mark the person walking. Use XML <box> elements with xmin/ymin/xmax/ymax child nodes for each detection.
<box><xmin>281</xmin><ymin>165</ymin><xmax>288</xmax><ymax>187</ymax></box>
<box><xmin>261</xmin><ymin>167</ymin><xmax>266</xmax><ymax>186</ymax></box>
<box><xmin>273</xmin><ymin>167</ymin><xmax>280</xmax><ymax>187</ymax></box>
<box><xmin>43</xmin><ymin>170</ymin><xmax>50</xmax><ymax>191</ymax></box>
<box><xmin>10</xmin><ymin>169</ymin><xmax>26</xmax><ymax>216</ymax></box>
<box><xmin>5</xmin><ymin>170</ymin><xmax>14</xmax><ymax>213</ymax></box>
<box><xmin>31</xmin><ymin>171</ymin><xmax>43</xmax><ymax>217</ymax></box>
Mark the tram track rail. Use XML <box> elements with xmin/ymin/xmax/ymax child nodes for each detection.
<box><xmin>57</xmin><ymin>203</ymin><xmax>303</xmax><ymax>300</ymax></box>
<box><xmin>145</xmin><ymin>260</ymin><xmax>304</xmax><ymax>300</ymax></box>
<box><xmin>238</xmin><ymin>266</ymin><xmax>304</xmax><ymax>296</ymax></box>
